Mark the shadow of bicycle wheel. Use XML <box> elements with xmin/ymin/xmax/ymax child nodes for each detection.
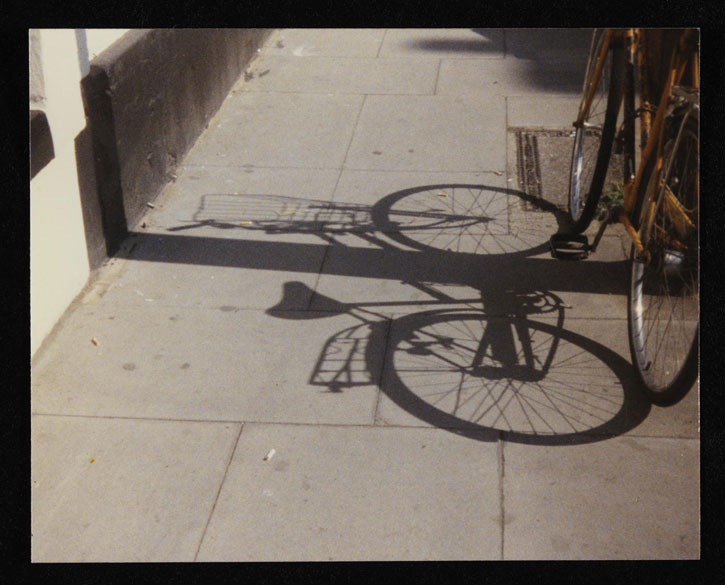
<box><xmin>376</xmin><ymin>310</ymin><xmax>650</xmax><ymax>446</ymax></box>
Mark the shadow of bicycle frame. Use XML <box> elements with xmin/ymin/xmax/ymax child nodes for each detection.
<box><xmin>118</xmin><ymin>183</ymin><xmax>651</xmax><ymax>445</ymax></box>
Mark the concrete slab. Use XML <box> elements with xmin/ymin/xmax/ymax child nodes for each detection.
<box><xmin>503</xmin><ymin>28</ymin><xmax>593</xmax><ymax>62</ymax></box>
<box><xmin>344</xmin><ymin>95</ymin><xmax>507</xmax><ymax>172</ymax></box>
<box><xmin>31</xmin><ymin>415</ymin><xmax>240</xmax><ymax>561</ymax></box>
<box><xmin>183</xmin><ymin>92</ymin><xmax>364</xmax><ymax>169</ymax></box>
<box><xmin>261</xmin><ymin>29</ymin><xmax>387</xmax><ymax>58</ymax></box>
<box><xmin>502</xmin><ymin>436</ymin><xmax>699</xmax><ymax>559</ymax></box>
<box><xmin>379</xmin><ymin>28</ymin><xmax>504</xmax><ymax>59</ymax></box>
<box><xmin>333</xmin><ymin>170</ymin><xmax>500</xmax><ymax>206</ymax></box>
<box><xmin>241</xmin><ymin>55</ymin><xmax>438</xmax><ymax>95</ymax></box>
<box><xmin>31</xmin><ymin>304</ymin><xmax>382</xmax><ymax>425</ymax></box>
<box><xmin>94</xmin><ymin>165</ymin><xmax>340</xmax><ymax>311</ymax></box>
<box><xmin>197</xmin><ymin>423</ymin><xmax>502</xmax><ymax>560</ymax></box>
<box><xmin>507</xmin><ymin>96</ymin><xmax>581</xmax><ymax>129</ymax></box>
<box><xmin>92</xmin><ymin>231</ymin><xmax>328</xmax><ymax>311</ymax></box>
<box><xmin>332</xmin><ymin>171</ymin><xmax>519</xmax><ymax>239</ymax></box>
<box><xmin>628</xmin><ymin>384</ymin><xmax>699</xmax><ymax>438</ymax></box>
<box><xmin>144</xmin><ymin>165</ymin><xmax>342</xmax><ymax>231</ymax></box>
<box><xmin>437</xmin><ymin>58</ymin><xmax>586</xmax><ymax>96</ymax></box>
<box><xmin>309</xmin><ymin>232</ymin><xmax>481</xmax><ymax>312</ymax></box>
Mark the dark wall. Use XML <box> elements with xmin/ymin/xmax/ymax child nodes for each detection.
<box><xmin>80</xmin><ymin>28</ymin><xmax>271</xmax><ymax>264</ymax></box>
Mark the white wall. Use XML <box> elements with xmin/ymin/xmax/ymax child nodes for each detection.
<box><xmin>30</xmin><ymin>29</ymin><xmax>129</xmax><ymax>358</ymax></box>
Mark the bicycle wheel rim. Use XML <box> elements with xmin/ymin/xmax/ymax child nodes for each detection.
<box><xmin>628</xmin><ymin>117</ymin><xmax>699</xmax><ymax>400</ymax></box>
<box><xmin>569</xmin><ymin>35</ymin><xmax>623</xmax><ymax>231</ymax></box>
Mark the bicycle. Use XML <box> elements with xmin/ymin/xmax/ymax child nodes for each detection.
<box><xmin>549</xmin><ymin>28</ymin><xmax>699</xmax><ymax>406</ymax></box>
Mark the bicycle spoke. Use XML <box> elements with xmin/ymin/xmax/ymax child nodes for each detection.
<box><xmin>629</xmin><ymin>113</ymin><xmax>698</xmax><ymax>400</ymax></box>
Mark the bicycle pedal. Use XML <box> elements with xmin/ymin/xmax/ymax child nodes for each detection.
<box><xmin>549</xmin><ymin>233</ymin><xmax>590</xmax><ymax>260</ymax></box>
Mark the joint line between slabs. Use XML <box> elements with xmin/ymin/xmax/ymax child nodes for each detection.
<box><xmin>373</xmin><ymin>318</ymin><xmax>394</xmax><ymax>425</ymax></box>
<box><xmin>498</xmin><ymin>432</ymin><xmax>506</xmax><ymax>560</ymax></box>
<box><xmin>194</xmin><ymin>422</ymin><xmax>244</xmax><ymax>561</ymax></box>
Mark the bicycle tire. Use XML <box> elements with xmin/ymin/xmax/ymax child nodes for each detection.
<box><xmin>568</xmin><ymin>34</ymin><xmax>625</xmax><ymax>233</ymax></box>
<box><xmin>627</xmin><ymin>114</ymin><xmax>699</xmax><ymax>405</ymax></box>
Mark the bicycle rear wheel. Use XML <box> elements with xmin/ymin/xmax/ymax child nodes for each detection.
<box><xmin>628</xmin><ymin>114</ymin><xmax>699</xmax><ymax>405</ymax></box>
<box><xmin>568</xmin><ymin>31</ymin><xmax>624</xmax><ymax>233</ymax></box>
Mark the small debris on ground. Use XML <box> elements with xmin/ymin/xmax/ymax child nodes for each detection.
<box><xmin>263</xmin><ymin>449</ymin><xmax>276</xmax><ymax>461</ymax></box>
<box><xmin>91</xmin><ymin>338</ymin><xmax>100</xmax><ymax>346</ymax></box>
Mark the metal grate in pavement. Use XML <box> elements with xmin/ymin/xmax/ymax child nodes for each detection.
<box><xmin>511</xmin><ymin>128</ymin><xmax>576</xmax><ymax>212</ymax></box>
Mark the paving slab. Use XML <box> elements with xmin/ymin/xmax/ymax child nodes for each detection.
<box><xmin>378</xmin><ymin>28</ymin><xmax>504</xmax><ymax>59</ymax></box>
<box><xmin>145</xmin><ymin>165</ymin><xmax>342</xmax><ymax>230</ymax></box>
<box><xmin>97</xmin><ymin>166</ymin><xmax>341</xmax><ymax>312</ymax></box>
<box><xmin>332</xmin><ymin>170</ymin><xmax>516</xmax><ymax>239</ymax></box>
<box><xmin>628</xmin><ymin>385</ymin><xmax>699</xmax><ymax>438</ymax></box>
<box><xmin>31</xmin><ymin>415</ymin><xmax>240</xmax><ymax>562</ymax></box>
<box><xmin>241</xmin><ymin>55</ymin><xmax>438</xmax><ymax>95</ymax></box>
<box><xmin>344</xmin><ymin>94</ymin><xmax>507</xmax><ymax>172</ymax></box>
<box><xmin>183</xmin><ymin>92</ymin><xmax>364</xmax><ymax>169</ymax></box>
<box><xmin>94</xmin><ymin>228</ymin><xmax>328</xmax><ymax>311</ymax></box>
<box><xmin>309</xmin><ymin>232</ymin><xmax>477</xmax><ymax>312</ymax></box>
<box><xmin>31</xmin><ymin>304</ymin><xmax>382</xmax><ymax>424</ymax></box>
<box><xmin>437</xmin><ymin>58</ymin><xmax>586</xmax><ymax>96</ymax></box>
<box><xmin>507</xmin><ymin>95</ymin><xmax>582</xmax><ymax>129</ymax></box>
<box><xmin>502</xmin><ymin>435</ymin><xmax>700</xmax><ymax>559</ymax></box>
<box><xmin>196</xmin><ymin>423</ymin><xmax>502</xmax><ymax>561</ymax></box>
<box><xmin>503</xmin><ymin>28</ymin><xmax>594</xmax><ymax>62</ymax></box>
<box><xmin>262</xmin><ymin>29</ymin><xmax>387</xmax><ymax>58</ymax></box>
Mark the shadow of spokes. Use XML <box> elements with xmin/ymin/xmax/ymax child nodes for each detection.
<box><xmin>378</xmin><ymin>310</ymin><xmax>650</xmax><ymax>445</ymax></box>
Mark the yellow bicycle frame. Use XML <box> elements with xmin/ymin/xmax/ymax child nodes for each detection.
<box><xmin>577</xmin><ymin>28</ymin><xmax>699</xmax><ymax>259</ymax></box>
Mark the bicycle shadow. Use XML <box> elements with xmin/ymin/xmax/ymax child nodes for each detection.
<box><xmin>269</xmin><ymin>282</ymin><xmax>648</xmax><ymax>446</ymax></box>
<box><xmin>123</xmin><ymin>182</ymin><xmax>650</xmax><ymax>445</ymax></box>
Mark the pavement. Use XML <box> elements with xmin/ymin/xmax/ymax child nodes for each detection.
<box><xmin>30</xmin><ymin>28</ymin><xmax>699</xmax><ymax>561</ymax></box>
